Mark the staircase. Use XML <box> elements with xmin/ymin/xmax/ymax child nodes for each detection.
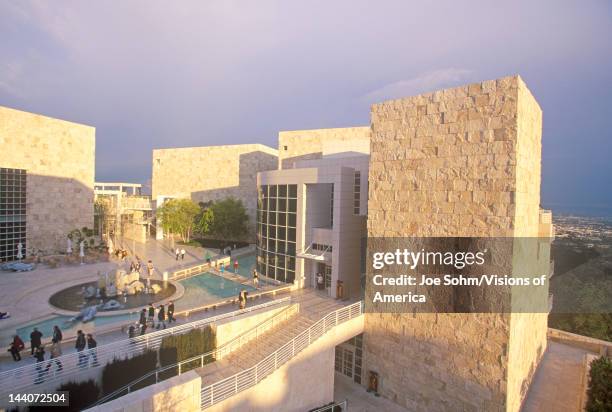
<box><xmin>199</xmin><ymin>290</ymin><xmax>362</xmax><ymax>408</ymax></box>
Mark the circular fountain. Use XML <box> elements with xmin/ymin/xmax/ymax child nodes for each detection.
<box><xmin>49</xmin><ymin>266</ymin><xmax>177</xmax><ymax>314</ymax></box>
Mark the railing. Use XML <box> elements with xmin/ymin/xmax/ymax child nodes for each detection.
<box><xmin>200</xmin><ymin>301</ymin><xmax>363</xmax><ymax>409</ymax></box>
<box><xmin>0</xmin><ymin>297</ymin><xmax>290</xmax><ymax>400</ymax></box>
<box><xmin>93</xmin><ymin>303</ymin><xmax>300</xmax><ymax>406</ymax></box>
<box><xmin>311</xmin><ymin>400</ymin><xmax>348</xmax><ymax>412</ymax></box>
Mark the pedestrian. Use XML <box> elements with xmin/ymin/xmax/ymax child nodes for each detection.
<box><xmin>128</xmin><ymin>325</ymin><xmax>136</xmax><ymax>339</ymax></box>
<box><xmin>86</xmin><ymin>334</ymin><xmax>99</xmax><ymax>367</ymax></box>
<box><xmin>233</xmin><ymin>259</ymin><xmax>239</xmax><ymax>273</ymax></box>
<box><xmin>220</xmin><ymin>262</ymin><xmax>225</xmax><ymax>274</ymax></box>
<box><xmin>30</xmin><ymin>327</ymin><xmax>42</xmax><ymax>355</ymax></box>
<box><xmin>52</xmin><ymin>325</ymin><xmax>63</xmax><ymax>343</ymax></box>
<box><xmin>8</xmin><ymin>335</ymin><xmax>24</xmax><ymax>361</ymax></box>
<box><xmin>252</xmin><ymin>268</ymin><xmax>259</xmax><ymax>288</ymax></box>
<box><xmin>148</xmin><ymin>303</ymin><xmax>155</xmax><ymax>328</ymax></box>
<box><xmin>157</xmin><ymin>305</ymin><xmax>166</xmax><ymax>329</ymax></box>
<box><xmin>175</xmin><ymin>248</ymin><xmax>180</xmax><ymax>261</ymax></box>
<box><xmin>317</xmin><ymin>273</ymin><xmax>324</xmax><ymax>290</ymax></box>
<box><xmin>46</xmin><ymin>338</ymin><xmax>63</xmax><ymax>373</ymax></box>
<box><xmin>205</xmin><ymin>251</ymin><xmax>211</xmax><ymax>264</ymax></box>
<box><xmin>140</xmin><ymin>322</ymin><xmax>147</xmax><ymax>336</ymax></box>
<box><xmin>167</xmin><ymin>301</ymin><xmax>175</xmax><ymax>324</ymax></box>
<box><xmin>75</xmin><ymin>330</ymin><xmax>86</xmax><ymax>368</ymax></box>
<box><xmin>139</xmin><ymin>308</ymin><xmax>147</xmax><ymax>327</ymax></box>
<box><xmin>238</xmin><ymin>289</ymin><xmax>248</xmax><ymax>310</ymax></box>
<box><xmin>146</xmin><ymin>260</ymin><xmax>154</xmax><ymax>290</ymax></box>
<box><xmin>180</xmin><ymin>248</ymin><xmax>186</xmax><ymax>260</ymax></box>
<box><xmin>33</xmin><ymin>345</ymin><xmax>46</xmax><ymax>384</ymax></box>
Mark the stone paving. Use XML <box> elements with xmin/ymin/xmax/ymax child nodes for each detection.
<box><xmin>522</xmin><ymin>340</ymin><xmax>592</xmax><ymax>412</ymax></box>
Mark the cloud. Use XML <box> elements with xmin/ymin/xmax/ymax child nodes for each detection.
<box><xmin>359</xmin><ymin>68</ymin><xmax>474</xmax><ymax>104</ymax></box>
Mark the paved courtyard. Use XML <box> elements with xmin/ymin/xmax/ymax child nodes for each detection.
<box><xmin>0</xmin><ymin>238</ymin><xmax>220</xmax><ymax>367</ymax></box>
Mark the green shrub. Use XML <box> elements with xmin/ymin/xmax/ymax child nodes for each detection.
<box><xmin>29</xmin><ymin>379</ymin><xmax>99</xmax><ymax>412</ymax></box>
<box><xmin>586</xmin><ymin>356</ymin><xmax>612</xmax><ymax>412</ymax></box>
<box><xmin>101</xmin><ymin>349</ymin><xmax>157</xmax><ymax>396</ymax></box>
<box><xmin>159</xmin><ymin>326</ymin><xmax>216</xmax><ymax>377</ymax></box>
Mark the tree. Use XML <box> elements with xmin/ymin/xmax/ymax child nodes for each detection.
<box><xmin>208</xmin><ymin>197</ymin><xmax>249</xmax><ymax>241</ymax></box>
<box><xmin>156</xmin><ymin>198</ymin><xmax>200</xmax><ymax>242</ymax></box>
<box><xmin>195</xmin><ymin>201</ymin><xmax>215</xmax><ymax>237</ymax></box>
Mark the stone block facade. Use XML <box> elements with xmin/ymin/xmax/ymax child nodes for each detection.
<box><xmin>0</xmin><ymin>106</ymin><xmax>95</xmax><ymax>256</ymax></box>
<box><xmin>278</xmin><ymin>126</ymin><xmax>370</xmax><ymax>169</ymax></box>
<box><xmin>152</xmin><ymin>144</ymin><xmax>278</xmax><ymax>236</ymax></box>
<box><xmin>365</xmin><ymin>76</ymin><xmax>546</xmax><ymax>411</ymax></box>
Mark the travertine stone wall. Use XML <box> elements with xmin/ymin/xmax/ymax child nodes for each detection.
<box><xmin>152</xmin><ymin>144</ymin><xmax>278</xmax><ymax>235</ymax></box>
<box><xmin>0</xmin><ymin>106</ymin><xmax>95</xmax><ymax>255</ymax></box>
<box><xmin>365</xmin><ymin>76</ymin><xmax>546</xmax><ymax>411</ymax></box>
<box><xmin>278</xmin><ymin>127</ymin><xmax>370</xmax><ymax>169</ymax></box>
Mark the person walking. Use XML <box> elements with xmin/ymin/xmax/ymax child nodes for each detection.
<box><xmin>139</xmin><ymin>308</ymin><xmax>147</xmax><ymax>328</ymax></box>
<box><xmin>167</xmin><ymin>301</ymin><xmax>175</xmax><ymax>324</ymax></box>
<box><xmin>33</xmin><ymin>345</ymin><xmax>46</xmax><ymax>384</ymax></box>
<box><xmin>86</xmin><ymin>334</ymin><xmax>99</xmax><ymax>367</ymax></box>
<box><xmin>220</xmin><ymin>262</ymin><xmax>225</xmax><ymax>274</ymax></box>
<box><xmin>52</xmin><ymin>325</ymin><xmax>63</xmax><ymax>343</ymax></box>
<box><xmin>157</xmin><ymin>304</ymin><xmax>166</xmax><ymax>329</ymax></box>
<box><xmin>252</xmin><ymin>268</ymin><xmax>259</xmax><ymax>289</ymax></box>
<box><xmin>8</xmin><ymin>335</ymin><xmax>24</xmax><ymax>361</ymax></box>
<box><xmin>238</xmin><ymin>290</ymin><xmax>248</xmax><ymax>310</ymax></box>
<box><xmin>180</xmin><ymin>248</ymin><xmax>186</xmax><ymax>260</ymax></box>
<box><xmin>46</xmin><ymin>338</ymin><xmax>63</xmax><ymax>373</ymax></box>
<box><xmin>147</xmin><ymin>303</ymin><xmax>155</xmax><ymax>328</ymax></box>
<box><xmin>30</xmin><ymin>327</ymin><xmax>42</xmax><ymax>355</ymax></box>
<box><xmin>75</xmin><ymin>330</ymin><xmax>87</xmax><ymax>368</ymax></box>
<box><xmin>175</xmin><ymin>248</ymin><xmax>180</xmax><ymax>261</ymax></box>
<box><xmin>233</xmin><ymin>259</ymin><xmax>239</xmax><ymax>274</ymax></box>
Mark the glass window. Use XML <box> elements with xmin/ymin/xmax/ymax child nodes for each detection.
<box><xmin>278</xmin><ymin>185</ymin><xmax>287</xmax><ymax>197</ymax></box>
<box><xmin>269</xmin><ymin>185</ymin><xmax>277</xmax><ymax>197</ymax></box>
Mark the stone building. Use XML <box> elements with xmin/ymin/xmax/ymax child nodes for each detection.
<box><xmin>152</xmin><ymin>144</ymin><xmax>278</xmax><ymax>238</ymax></box>
<box><xmin>364</xmin><ymin>75</ymin><xmax>548</xmax><ymax>411</ymax></box>
<box><xmin>0</xmin><ymin>106</ymin><xmax>95</xmax><ymax>260</ymax></box>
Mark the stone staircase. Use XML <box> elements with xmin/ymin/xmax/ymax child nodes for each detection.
<box><xmin>196</xmin><ymin>289</ymin><xmax>349</xmax><ymax>384</ymax></box>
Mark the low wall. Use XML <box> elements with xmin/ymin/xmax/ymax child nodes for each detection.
<box><xmin>204</xmin><ymin>314</ymin><xmax>365</xmax><ymax>412</ymax></box>
<box><xmin>548</xmin><ymin>328</ymin><xmax>612</xmax><ymax>356</ymax></box>
<box><xmin>84</xmin><ymin>370</ymin><xmax>201</xmax><ymax>412</ymax></box>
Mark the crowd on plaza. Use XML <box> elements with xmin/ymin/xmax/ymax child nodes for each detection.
<box><xmin>6</xmin><ymin>323</ymin><xmax>102</xmax><ymax>385</ymax></box>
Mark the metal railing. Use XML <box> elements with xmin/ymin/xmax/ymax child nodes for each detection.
<box><xmin>0</xmin><ymin>297</ymin><xmax>290</xmax><ymax>399</ymax></box>
<box><xmin>311</xmin><ymin>399</ymin><xmax>348</xmax><ymax>412</ymax></box>
<box><xmin>200</xmin><ymin>301</ymin><xmax>363</xmax><ymax>409</ymax></box>
<box><xmin>93</xmin><ymin>303</ymin><xmax>300</xmax><ymax>406</ymax></box>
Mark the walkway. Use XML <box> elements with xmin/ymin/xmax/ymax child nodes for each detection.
<box><xmin>522</xmin><ymin>341</ymin><xmax>592</xmax><ymax>412</ymax></box>
<box><xmin>334</xmin><ymin>377</ymin><xmax>409</xmax><ymax>412</ymax></box>
<box><xmin>197</xmin><ymin>290</ymin><xmax>354</xmax><ymax>390</ymax></box>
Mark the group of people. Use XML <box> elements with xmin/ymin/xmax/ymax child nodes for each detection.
<box><xmin>75</xmin><ymin>330</ymin><xmax>99</xmax><ymax>369</ymax></box>
<box><xmin>129</xmin><ymin>256</ymin><xmax>143</xmax><ymax>274</ymax></box>
<box><xmin>174</xmin><ymin>248</ymin><xmax>186</xmax><ymax>261</ymax></box>
<box><xmin>137</xmin><ymin>301</ymin><xmax>175</xmax><ymax>334</ymax></box>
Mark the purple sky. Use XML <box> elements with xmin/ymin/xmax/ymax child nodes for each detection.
<box><xmin>1</xmin><ymin>1</ymin><xmax>611</xmax><ymax>215</ymax></box>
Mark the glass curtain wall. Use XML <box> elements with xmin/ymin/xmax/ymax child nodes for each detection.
<box><xmin>0</xmin><ymin>167</ymin><xmax>26</xmax><ymax>262</ymax></box>
<box><xmin>256</xmin><ymin>184</ymin><xmax>297</xmax><ymax>283</ymax></box>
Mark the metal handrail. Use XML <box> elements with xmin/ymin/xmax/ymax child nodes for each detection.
<box><xmin>200</xmin><ymin>301</ymin><xmax>363</xmax><ymax>409</ymax></box>
<box><xmin>93</xmin><ymin>303</ymin><xmax>299</xmax><ymax>406</ymax></box>
<box><xmin>311</xmin><ymin>399</ymin><xmax>348</xmax><ymax>412</ymax></box>
<box><xmin>0</xmin><ymin>297</ymin><xmax>290</xmax><ymax>400</ymax></box>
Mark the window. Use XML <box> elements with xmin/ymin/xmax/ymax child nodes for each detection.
<box><xmin>0</xmin><ymin>168</ymin><xmax>27</xmax><ymax>262</ymax></box>
<box><xmin>330</xmin><ymin>184</ymin><xmax>334</xmax><ymax>227</ymax></box>
<box><xmin>353</xmin><ymin>171</ymin><xmax>361</xmax><ymax>215</ymax></box>
<box><xmin>256</xmin><ymin>184</ymin><xmax>298</xmax><ymax>283</ymax></box>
